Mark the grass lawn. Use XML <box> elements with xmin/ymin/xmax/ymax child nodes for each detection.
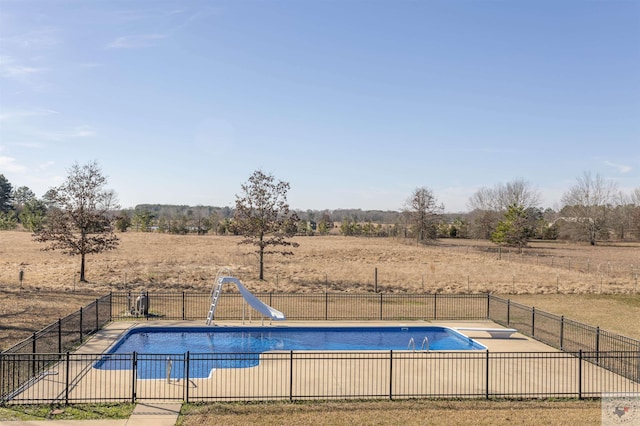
<box><xmin>177</xmin><ymin>400</ymin><xmax>603</xmax><ymax>426</ymax></box>
<box><xmin>0</xmin><ymin>403</ymin><xmax>134</xmax><ymax>421</ymax></box>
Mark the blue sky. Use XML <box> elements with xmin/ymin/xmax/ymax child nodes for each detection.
<box><xmin>1</xmin><ymin>0</ymin><xmax>638</xmax><ymax>212</ymax></box>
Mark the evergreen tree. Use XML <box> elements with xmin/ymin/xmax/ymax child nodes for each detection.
<box><xmin>0</xmin><ymin>174</ymin><xmax>14</xmax><ymax>214</ymax></box>
<box><xmin>491</xmin><ymin>204</ymin><xmax>531</xmax><ymax>251</ymax></box>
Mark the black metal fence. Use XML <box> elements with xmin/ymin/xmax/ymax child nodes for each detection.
<box><xmin>2</xmin><ymin>294</ymin><xmax>112</xmax><ymax>356</ymax></box>
<box><xmin>2</xmin><ymin>350</ymin><xmax>638</xmax><ymax>404</ymax></box>
<box><xmin>1</xmin><ymin>294</ymin><xmax>111</xmax><ymax>399</ymax></box>
<box><xmin>2</xmin><ymin>291</ymin><xmax>640</xmax><ymax>404</ymax></box>
<box><xmin>110</xmin><ymin>292</ymin><xmax>489</xmax><ymax>321</ymax></box>
<box><xmin>488</xmin><ymin>296</ymin><xmax>640</xmax><ymax>383</ymax></box>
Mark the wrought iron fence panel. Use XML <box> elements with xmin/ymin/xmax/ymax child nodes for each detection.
<box><xmin>391</xmin><ymin>351</ymin><xmax>486</xmax><ymax>398</ymax></box>
<box><xmin>498</xmin><ymin>300</ymin><xmax>533</xmax><ymax>336</ymax></box>
<box><xmin>562</xmin><ymin>318</ymin><xmax>598</xmax><ymax>352</ymax></box>
<box><xmin>3</xmin><ymin>350</ymin><xmax>639</xmax><ymax>404</ymax></box>
<box><xmin>487</xmin><ymin>296</ymin><xmax>509</xmax><ymax>325</ymax></box>
<box><xmin>488</xmin><ymin>351</ymin><xmax>580</xmax><ymax>398</ymax></box>
<box><xmin>186</xmin><ymin>351</ymin><xmax>290</xmax><ymax>401</ymax></box>
<box><xmin>530</xmin><ymin>310</ymin><xmax>562</xmax><ymax>348</ymax></box>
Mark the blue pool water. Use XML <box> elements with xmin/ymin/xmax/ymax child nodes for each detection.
<box><xmin>96</xmin><ymin>326</ymin><xmax>486</xmax><ymax>379</ymax></box>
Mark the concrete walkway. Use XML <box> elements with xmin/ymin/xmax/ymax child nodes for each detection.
<box><xmin>126</xmin><ymin>402</ymin><xmax>181</xmax><ymax>426</ymax></box>
<box><xmin>0</xmin><ymin>402</ymin><xmax>182</xmax><ymax>426</ymax></box>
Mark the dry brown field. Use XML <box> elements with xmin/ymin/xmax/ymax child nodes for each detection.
<box><xmin>1</xmin><ymin>230</ymin><xmax>639</xmax><ymax>349</ymax></box>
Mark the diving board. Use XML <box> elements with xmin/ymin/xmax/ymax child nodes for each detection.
<box><xmin>454</xmin><ymin>327</ymin><xmax>517</xmax><ymax>339</ymax></box>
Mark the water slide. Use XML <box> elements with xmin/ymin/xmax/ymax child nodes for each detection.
<box><xmin>222</xmin><ymin>277</ymin><xmax>286</xmax><ymax>320</ymax></box>
<box><xmin>207</xmin><ymin>275</ymin><xmax>285</xmax><ymax>324</ymax></box>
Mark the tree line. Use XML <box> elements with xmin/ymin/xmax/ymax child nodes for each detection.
<box><xmin>1</xmin><ymin>163</ymin><xmax>639</xmax><ymax>283</ymax></box>
<box><xmin>2</xmin><ymin>172</ymin><xmax>639</xmax><ymax>247</ymax></box>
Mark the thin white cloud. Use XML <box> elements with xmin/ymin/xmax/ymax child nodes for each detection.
<box><xmin>78</xmin><ymin>62</ymin><xmax>103</xmax><ymax>69</ymax></box>
<box><xmin>605</xmin><ymin>161</ymin><xmax>632</xmax><ymax>174</ymax></box>
<box><xmin>451</xmin><ymin>145</ymin><xmax>518</xmax><ymax>154</ymax></box>
<box><xmin>0</xmin><ymin>108</ymin><xmax>59</xmax><ymax>121</ymax></box>
<box><xmin>0</xmin><ymin>56</ymin><xmax>48</xmax><ymax>90</ymax></box>
<box><xmin>0</xmin><ymin>56</ymin><xmax>47</xmax><ymax>78</ymax></box>
<box><xmin>0</xmin><ymin>28</ymin><xmax>60</xmax><ymax>50</ymax></box>
<box><xmin>107</xmin><ymin>34</ymin><xmax>167</xmax><ymax>49</ymax></box>
<box><xmin>0</xmin><ymin>156</ymin><xmax>27</xmax><ymax>173</ymax></box>
<box><xmin>38</xmin><ymin>161</ymin><xmax>55</xmax><ymax>170</ymax></box>
<box><xmin>15</xmin><ymin>142</ymin><xmax>45</xmax><ymax>149</ymax></box>
<box><xmin>71</xmin><ymin>126</ymin><xmax>96</xmax><ymax>138</ymax></box>
<box><xmin>32</xmin><ymin>125</ymin><xmax>98</xmax><ymax>141</ymax></box>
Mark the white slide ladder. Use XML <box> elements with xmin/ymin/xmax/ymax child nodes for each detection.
<box><xmin>206</xmin><ymin>269</ymin><xmax>228</xmax><ymax>325</ymax></box>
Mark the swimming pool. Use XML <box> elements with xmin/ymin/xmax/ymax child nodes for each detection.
<box><xmin>109</xmin><ymin>325</ymin><xmax>486</xmax><ymax>353</ymax></box>
<box><xmin>96</xmin><ymin>326</ymin><xmax>486</xmax><ymax>379</ymax></box>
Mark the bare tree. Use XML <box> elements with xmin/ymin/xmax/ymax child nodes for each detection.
<box><xmin>469</xmin><ymin>179</ymin><xmax>540</xmax><ymax>212</ymax></box>
<box><xmin>560</xmin><ymin>172</ymin><xmax>618</xmax><ymax>245</ymax></box>
<box><xmin>494</xmin><ymin>179</ymin><xmax>541</xmax><ymax>211</ymax></box>
<box><xmin>467</xmin><ymin>187</ymin><xmax>499</xmax><ymax>239</ymax></box>
<box><xmin>633</xmin><ymin>188</ymin><xmax>640</xmax><ymax>240</ymax></box>
<box><xmin>468</xmin><ymin>187</ymin><xmax>496</xmax><ymax>211</ymax></box>
<box><xmin>609</xmin><ymin>191</ymin><xmax>634</xmax><ymax>240</ymax></box>
<box><xmin>468</xmin><ymin>179</ymin><xmax>540</xmax><ymax>240</ymax></box>
<box><xmin>617</xmin><ymin>187</ymin><xmax>640</xmax><ymax>240</ymax></box>
<box><xmin>631</xmin><ymin>187</ymin><xmax>640</xmax><ymax>205</ymax></box>
<box><xmin>234</xmin><ymin>170</ymin><xmax>299</xmax><ymax>280</ymax></box>
<box><xmin>404</xmin><ymin>187</ymin><xmax>443</xmax><ymax>244</ymax></box>
<box><xmin>33</xmin><ymin>161</ymin><xmax>119</xmax><ymax>282</ymax></box>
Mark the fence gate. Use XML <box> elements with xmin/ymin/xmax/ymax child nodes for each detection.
<box><xmin>133</xmin><ymin>353</ymin><xmax>186</xmax><ymax>402</ymax></box>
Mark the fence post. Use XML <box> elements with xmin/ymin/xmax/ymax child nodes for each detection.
<box><xmin>433</xmin><ymin>293</ymin><xmax>438</xmax><ymax>320</ymax></box>
<box><xmin>531</xmin><ymin>307</ymin><xmax>535</xmax><ymax>337</ymax></box>
<box><xmin>389</xmin><ymin>350</ymin><xmax>393</xmax><ymax>400</ymax></box>
<box><xmin>507</xmin><ymin>299</ymin><xmax>510</xmax><ymax>326</ymax></box>
<box><xmin>596</xmin><ymin>327</ymin><xmax>600</xmax><ymax>365</ymax></box>
<box><xmin>485</xmin><ymin>350</ymin><xmax>490</xmax><ymax>399</ymax></box>
<box><xmin>58</xmin><ymin>318</ymin><xmax>62</xmax><ymax>353</ymax></box>
<box><xmin>486</xmin><ymin>294</ymin><xmax>490</xmax><ymax>320</ymax></box>
<box><xmin>637</xmin><ymin>346</ymin><xmax>640</xmax><ymax>383</ymax></box>
<box><xmin>79</xmin><ymin>307</ymin><xmax>83</xmax><ymax>342</ymax></box>
<box><xmin>379</xmin><ymin>293</ymin><xmax>383</xmax><ymax>320</ymax></box>
<box><xmin>131</xmin><ymin>352</ymin><xmax>137</xmax><ymax>403</ymax></box>
<box><xmin>560</xmin><ymin>316</ymin><xmax>564</xmax><ymax>350</ymax></box>
<box><xmin>289</xmin><ymin>350</ymin><xmax>294</xmax><ymax>401</ymax></box>
<box><xmin>184</xmin><ymin>351</ymin><xmax>190</xmax><ymax>403</ymax></box>
<box><xmin>146</xmin><ymin>291</ymin><xmax>149</xmax><ymax>321</ymax></box>
<box><xmin>325</xmin><ymin>293</ymin><xmax>328</xmax><ymax>321</ymax></box>
<box><xmin>578</xmin><ymin>350</ymin><xmax>583</xmax><ymax>400</ymax></box>
<box><xmin>95</xmin><ymin>298</ymin><xmax>99</xmax><ymax>332</ymax></box>
<box><xmin>182</xmin><ymin>292</ymin><xmax>186</xmax><ymax>321</ymax></box>
<box><xmin>65</xmin><ymin>352</ymin><xmax>70</xmax><ymax>405</ymax></box>
<box><xmin>31</xmin><ymin>333</ymin><xmax>36</xmax><ymax>377</ymax></box>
